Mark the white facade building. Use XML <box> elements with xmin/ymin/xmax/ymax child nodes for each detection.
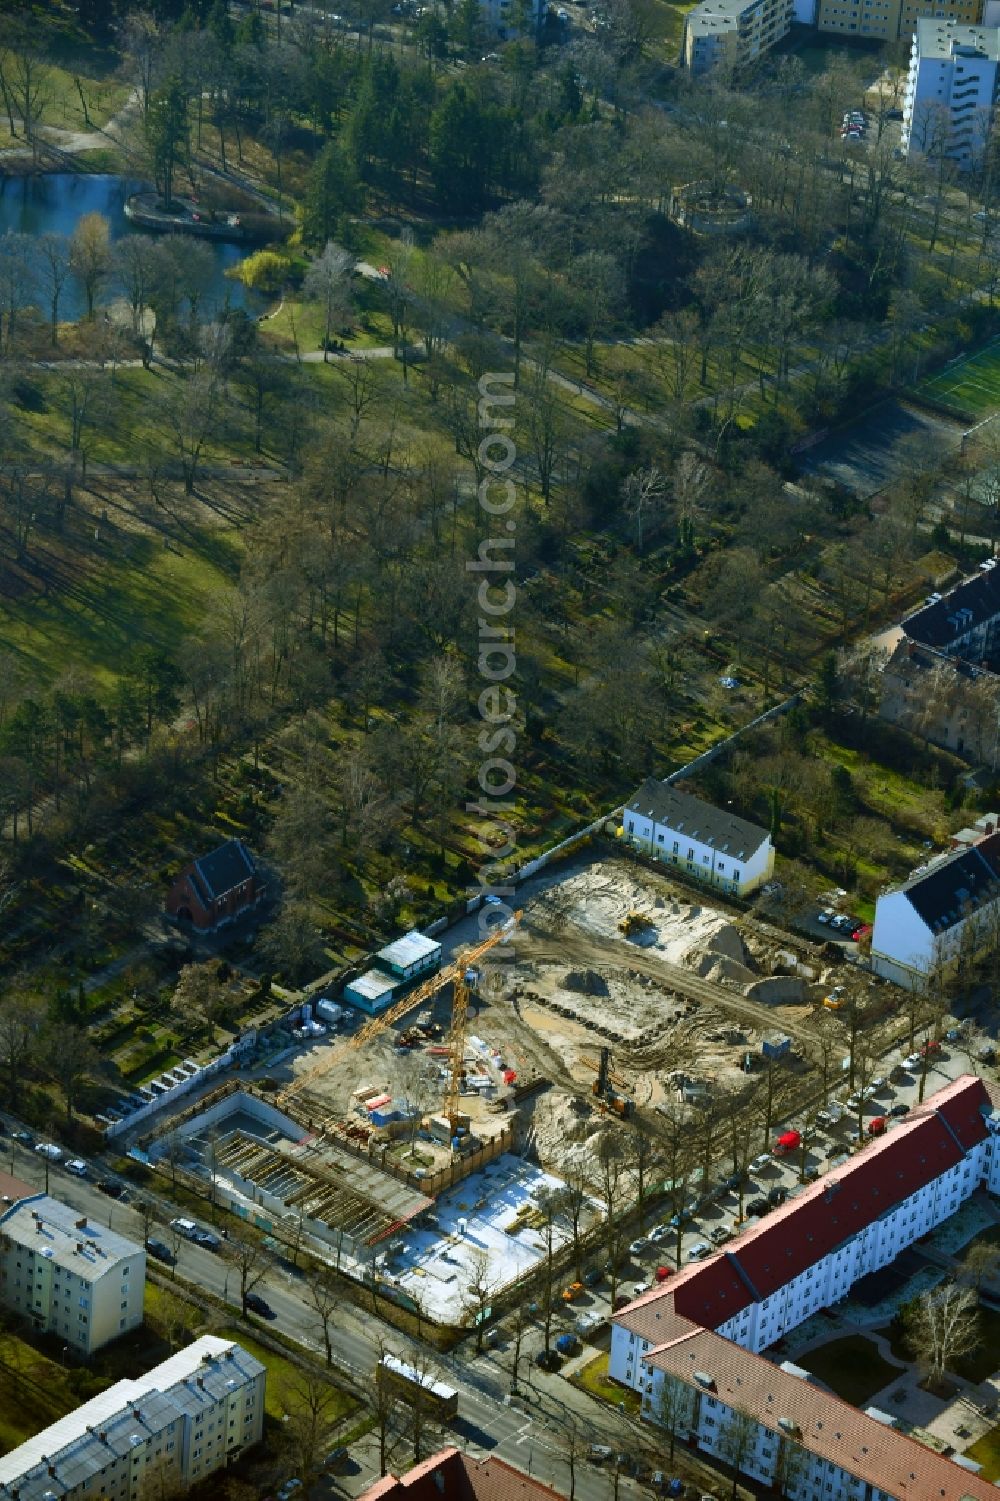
<box><xmin>0</xmin><ymin>1187</ymin><xmax>145</xmax><ymax>1356</ymax></box>
<box><xmin>870</xmin><ymin>831</ymin><xmax>1000</xmax><ymax>988</ymax></box>
<box><xmin>902</xmin><ymin>20</ymin><xmax>1000</xmax><ymax>167</ymax></box>
<box><xmin>0</xmin><ymin>1336</ymin><xmax>265</xmax><ymax>1501</ymax></box>
<box><xmin>622</xmin><ymin>779</ymin><xmax>774</xmax><ymax>895</ymax></box>
<box><xmin>611</xmin><ymin>1075</ymin><xmax>1000</xmax><ymax>1501</ymax></box>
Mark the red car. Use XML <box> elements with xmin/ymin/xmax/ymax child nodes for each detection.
<box><xmin>921</xmin><ymin>1039</ymin><xmax>942</xmax><ymax>1056</ymax></box>
<box><xmin>867</xmin><ymin>1117</ymin><xmax>887</xmax><ymax>1136</ymax></box>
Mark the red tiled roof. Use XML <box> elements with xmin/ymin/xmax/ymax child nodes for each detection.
<box><xmin>618</xmin><ymin>1074</ymin><xmax>991</xmax><ymax>1326</ymax></box>
<box><xmin>358</xmin><ymin>1449</ymin><xmax>572</xmax><ymax>1501</ymax></box>
<box><xmin>645</xmin><ymin>1328</ymin><xmax>999</xmax><ymax>1501</ymax></box>
<box><xmin>0</xmin><ymin>1171</ymin><xmax>38</xmax><ymax>1206</ymax></box>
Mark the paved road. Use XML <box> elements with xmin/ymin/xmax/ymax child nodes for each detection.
<box><xmin>0</xmin><ymin>1126</ymin><xmax>663</xmax><ymax>1501</ymax></box>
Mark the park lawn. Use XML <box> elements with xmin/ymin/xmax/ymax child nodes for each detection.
<box><xmin>217</xmin><ymin>1327</ymin><xmax>357</xmax><ymax>1425</ymax></box>
<box><xmin>0</xmin><ymin>505</ymin><xmax>243</xmax><ymax>687</ymax></box>
<box><xmin>0</xmin><ymin>1329</ymin><xmax>99</xmax><ymax>1455</ymax></box>
<box><xmin>967</xmin><ymin>1424</ymin><xmax>1000</xmax><ymax>1482</ymax></box>
<box><xmin>571</xmin><ymin>1352</ymin><xmax>642</xmax><ymax>1415</ymax></box>
<box><xmin>795</xmin><ymin>1335</ymin><xmax>902</xmax><ymax>1406</ymax></box>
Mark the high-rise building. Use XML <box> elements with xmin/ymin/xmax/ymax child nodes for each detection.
<box><xmin>902</xmin><ymin>19</ymin><xmax>1000</xmax><ymax>166</ymax></box>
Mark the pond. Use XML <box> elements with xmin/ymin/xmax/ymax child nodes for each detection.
<box><xmin>0</xmin><ymin>173</ymin><xmax>263</xmax><ymax>322</ymax></box>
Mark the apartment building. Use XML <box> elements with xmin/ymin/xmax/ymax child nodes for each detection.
<box><xmin>681</xmin><ymin>0</ymin><xmax>793</xmax><ymax>73</ymax></box>
<box><xmin>816</xmin><ymin>0</ymin><xmax>979</xmax><ymax>42</ymax></box>
<box><xmin>0</xmin><ymin>1188</ymin><xmax>145</xmax><ymax>1356</ymax></box>
<box><xmin>622</xmin><ymin>780</ymin><xmax>775</xmax><ymax>895</ymax></box>
<box><xmin>902</xmin><ymin>19</ymin><xmax>1000</xmax><ymax>166</ymax></box>
<box><xmin>0</xmin><ymin>1336</ymin><xmax>265</xmax><ymax>1501</ymax></box>
<box><xmin>870</xmin><ymin>830</ymin><xmax>1000</xmax><ymax>988</ymax></box>
<box><xmin>610</xmin><ymin>1075</ymin><xmax>1000</xmax><ymax>1501</ymax></box>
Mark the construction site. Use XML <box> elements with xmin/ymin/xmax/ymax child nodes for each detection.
<box><xmin>137</xmin><ymin>854</ymin><xmax>871</xmax><ymax>1324</ymax></box>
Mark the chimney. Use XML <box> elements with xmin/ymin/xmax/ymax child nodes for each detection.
<box><xmin>197</xmin><ymin>1377</ymin><xmax>205</xmax><ymax>1390</ymax></box>
<box><xmin>48</xmin><ymin>1466</ymin><xmax>57</xmax><ymax>1479</ymax></box>
<box><xmin>75</xmin><ymin>1217</ymin><xmax>87</xmax><ymax>1231</ymax></box>
<box><xmin>76</xmin><ymin>1243</ymin><xmax>83</xmax><ymax>1254</ymax></box>
<box><xmin>132</xmin><ymin>1408</ymin><xmax>141</xmax><ymax>1422</ymax></box>
<box><xmin>99</xmin><ymin>1432</ymin><xmax>107</xmax><ymax>1444</ymax></box>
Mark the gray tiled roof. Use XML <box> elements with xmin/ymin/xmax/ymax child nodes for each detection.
<box><xmin>626</xmin><ymin>778</ymin><xmax>769</xmax><ymax>861</ymax></box>
<box><xmin>899</xmin><ymin>832</ymin><xmax>1000</xmax><ymax>934</ymax></box>
<box><xmin>193</xmin><ymin>839</ymin><xmax>256</xmax><ymax>900</ymax></box>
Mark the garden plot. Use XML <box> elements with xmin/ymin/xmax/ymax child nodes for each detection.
<box><xmin>378</xmin><ymin>1154</ymin><xmax>583</xmax><ymax>1322</ymax></box>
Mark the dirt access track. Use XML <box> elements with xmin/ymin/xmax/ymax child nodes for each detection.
<box><xmin>514</xmin><ymin>860</ymin><xmax>839</xmax><ymax>1061</ymax></box>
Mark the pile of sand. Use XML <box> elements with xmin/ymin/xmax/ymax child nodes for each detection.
<box><xmin>745</xmin><ymin>976</ymin><xmax>806</xmax><ymax>1004</ymax></box>
<box><xmin>563</xmin><ymin>969</ymin><xmax>609</xmax><ymax>996</ymax></box>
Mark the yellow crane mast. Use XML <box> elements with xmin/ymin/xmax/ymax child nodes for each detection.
<box><xmin>276</xmin><ymin>911</ymin><xmax>521</xmax><ymax>1116</ymax></box>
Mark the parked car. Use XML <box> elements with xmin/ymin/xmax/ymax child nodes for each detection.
<box><xmin>630</xmin><ymin>1281</ymin><xmax>647</xmax><ymax>1297</ymax></box>
<box><xmin>869</xmin><ymin>1076</ymin><xmax>887</xmax><ymax>1092</ymax></box>
<box><xmin>12</xmin><ymin>1129</ymin><xmax>32</xmax><ymax>1145</ymax></box>
<box><xmin>868</xmin><ymin>1117</ymin><xmax>887</xmax><ymax>1136</ymax></box>
<box><xmin>945</xmin><ymin>1027</ymin><xmax>962</xmax><ymax>1042</ymax></box>
<box><xmin>192</xmin><ymin>1229</ymin><xmax>221</xmax><ymax>1250</ymax></box>
<box><xmin>669</xmin><ymin>1209</ymin><xmax>694</xmax><ymax>1228</ymax></box>
<box><xmin>582</xmin><ymin>1267</ymin><xmax>604</xmax><ymax>1286</ymax></box>
<box><xmin>688</xmin><ymin>1242</ymin><xmax>711</xmax><ymax>1260</ymax></box>
<box><xmin>649</xmin><ymin>1225</ymin><xmax>672</xmax><ymax>1244</ymax></box>
<box><xmin>323</xmin><ymin>1447</ymin><xmax>350</xmax><ymax>1472</ymax></box>
<box><xmin>244</xmin><ymin>1292</ymin><xmax>274</xmax><ymax>1319</ymax></box>
<box><xmin>146</xmin><ymin>1239</ymin><xmax>175</xmax><ymax>1264</ymax></box>
<box><xmin>921</xmin><ymin>1039</ymin><xmax>942</xmax><ymax>1057</ymax></box>
<box><xmin>555</xmin><ymin>1332</ymin><xmax>580</xmax><ymax>1355</ymax></box>
<box><xmin>722</xmin><ymin>1172</ymin><xmax>744</xmax><ymax>1190</ymax></box>
<box><xmin>35</xmin><ymin>1143</ymin><xmax>62</xmax><ymax>1161</ymax></box>
<box><xmin>817</xmin><ymin>909</ymin><xmax>834</xmax><ymax>924</ymax></box>
<box><xmin>889</xmin><ymin>1102</ymin><xmax>910</xmax><ymax>1118</ymax></box>
<box><xmin>562</xmin><ymin>1282</ymin><xmax>585</xmax><ymax>1303</ymax></box>
<box><xmin>747</xmin><ymin>1198</ymin><xmax>769</xmax><ymax>1217</ymax></box>
<box><xmin>628</xmin><ymin>1238</ymin><xmax>647</xmax><ymax>1256</ymax></box>
<box><xmin>978</xmin><ymin>1046</ymin><xmax>997</xmax><ymax>1064</ymax></box>
<box><xmin>750</xmin><ymin>1153</ymin><xmax>771</xmax><ymax>1172</ymax></box>
<box><xmin>277</xmin><ymin>1481</ymin><xmax>303</xmax><ymax>1501</ymax></box>
<box><xmin>588</xmin><ymin>1445</ymin><xmax>614</xmax><ymax>1462</ymax></box>
<box><xmin>96</xmin><ymin>1180</ymin><xmax>127</xmax><ymax>1199</ymax></box>
<box><xmin>767</xmin><ymin>1186</ymin><xmax>787</xmax><ymax>1206</ymax></box>
<box><xmin>537</xmin><ymin>1349</ymin><xmax>562</xmax><ymax>1370</ymax></box>
<box><xmin>905</xmin><ymin>1052</ymin><xmax>922</xmax><ymax>1069</ymax></box>
<box><xmin>65</xmin><ymin>1159</ymin><xmax>88</xmax><ymax>1178</ymax></box>
<box><xmin>708</xmin><ymin>1225</ymin><xmax>733</xmax><ymax>1245</ymax></box>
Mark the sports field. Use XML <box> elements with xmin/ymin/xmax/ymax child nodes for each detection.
<box><xmin>915</xmin><ymin>337</ymin><xmax>1000</xmax><ymax>418</ymax></box>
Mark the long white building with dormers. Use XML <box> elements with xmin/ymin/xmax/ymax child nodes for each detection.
<box><xmin>611</xmin><ymin>1075</ymin><xmax>1000</xmax><ymax>1501</ymax></box>
<box><xmin>622</xmin><ymin>780</ymin><xmax>775</xmax><ymax>896</ymax></box>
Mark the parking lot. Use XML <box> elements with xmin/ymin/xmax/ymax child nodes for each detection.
<box><xmin>590</xmin><ymin>1034</ymin><xmax>980</xmax><ymax>1301</ymax></box>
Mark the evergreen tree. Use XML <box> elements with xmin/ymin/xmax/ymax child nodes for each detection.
<box><xmin>303</xmin><ymin>141</ymin><xmax>362</xmax><ymax>245</ymax></box>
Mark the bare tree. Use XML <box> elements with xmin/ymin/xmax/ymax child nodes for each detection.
<box><xmin>284</xmin><ymin>1365</ymin><xmax>345</xmax><ymax>1488</ymax></box>
<box><xmin>622</xmin><ymin>465</ymin><xmax>669</xmax><ymax>552</ymax></box>
<box><xmin>718</xmin><ymin>1405</ymin><xmax>757</xmax><ymax>1500</ymax></box>
<box><xmin>35</xmin><ymin>232</ymin><xmax>71</xmax><ymax>346</ymax></box>
<box><xmin>903</xmin><ymin>1279</ymin><xmax>981</xmax><ymax>1387</ymax></box>
<box><xmin>650</xmin><ymin>1372</ymin><xmax>692</xmax><ymax>1460</ymax></box>
<box><xmin>304</xmin><ymin>241</ymin><xmax>354</xmax><ymax>361</ymax></box>
<box><xmin>69</xmin><ymin>212</ymin><xmax>111</xmax><ymax>320</ymax></box>
<box><xmin>223</xmin><ymin>1234</ymin><xmax>274</xmax><ymax>1315</ymax></box>
<box><xmin>465</xmin><ymin>1248</ymin><xmax>497</xmax><ymax>1353</ymax></box>
<box><xmin>0</xmin><ymin>987</ymin><xmax>40</xmax><ymax>1105</ymax></box>
<box><xmin>303</xmin><ymin>1264</ymin><xmax>342</xmax><ymax>1366</ymax></box>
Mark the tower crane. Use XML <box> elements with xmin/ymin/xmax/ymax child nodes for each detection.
<box><xmin>276</xmin><ymin>910</ymin><xmax>521</xmax><ymax>1121</ymax></box>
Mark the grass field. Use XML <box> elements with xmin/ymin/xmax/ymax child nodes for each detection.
<box><xmin>914</xmin><ymin>336</ymin><xmax>1000</xmax><ymax>418</ymax></box>
<box><xmin>967</xmin><ymin>1424</ymin><xmax>1000</xmax><ymax>1482</ymax></box>
<box><xmin>796</xmin><ymin>1335</ymin><xmax>902</xmax><ymax>1405</ymax></box>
